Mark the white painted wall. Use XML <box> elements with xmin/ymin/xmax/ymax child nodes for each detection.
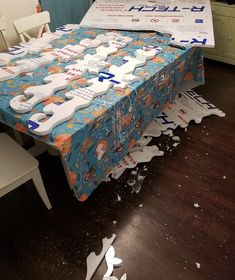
<box><xmin>0</xmin><ymin>0</ymin><xmax>37</xmax><ymax>50</ymax></box>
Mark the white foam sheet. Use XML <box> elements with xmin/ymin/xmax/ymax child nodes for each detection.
<box><xmin>80</xmin><ymin>0</ymin><xmax>214</xmax><ymax>48</ymax></box>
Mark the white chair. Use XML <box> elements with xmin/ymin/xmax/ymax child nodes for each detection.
<box><xmin>13</xmin><ymin>11</ymin><xmax>51</xmax><ymax>43</ymax></box>
<box><xmin>0</xmin><ymin>133</ymin><xmax>52</xmax><ymax>209</ymax></box>
<box><xmin>0</xmin><ymin>16</ymin><xmax>10</xmax><ymax>49</ymax></box>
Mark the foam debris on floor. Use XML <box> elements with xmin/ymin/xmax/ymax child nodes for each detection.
<box><xmin>85</xmin><ymin>234</ymin><xmax>116</xmax><ymax>280</ymax></box>
<box><xmin>103</xmin><ymin>245</ymin><xmax>123</xmax><ymax>279</ymax></box>
<box><xmin>109</xmin><ymin>90</ymin><xmax>225</xmax><ymax>185</ymax></box>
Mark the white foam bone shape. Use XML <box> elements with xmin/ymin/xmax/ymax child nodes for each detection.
<box><xmin>27</xmin><ymin>88</ymin><xmax>97</xmax><ymax>135</ymax></box>
<box><xmin>0</xmin><ymin>38</ymin><xmax>101</xmax><ymax>82</ymax></box>
<box><xmin>111</xmin><ymin>146</ymin><xmax>164</xmax><ymax>176</ymax></box>
<box><xmin>41</xmin><ymin>38</ymin><xmax>101</xmax><ymax>62</ymax></box>
<box><xmin>0</xmin><ymin>57</ymin><xmax>54</xmax><ymax>82</ymax></box>
<box><xmin>10</xmin><ymin>42</ymin><xmax>119</xmax><ymax>113</ymax></box>
<box><xmin>0</xmin><ymin>48</ymin><xmax>28</xmax><ymax>67</ymax></box>
<box><xmin>103</xmin><ymin>246</ymin><xmax>122</xmax><ymax>278</ymax></box>
<box><xmin>0</xmin><ymin>33</ymin><xmax>62</xmax><ymax>66</ymax></box>
<box><xmin>28</xmin><ymin>48</ymin><xmax>157</xmax><ymax>135</ymax></box>
<box><xmin>19</xmin><ymin>32</ymin><xmax>62</xmax><ymax>54</ymax></box>
<box><xmin>10</xmin><ymin>73</ymin><xmax>70</xmax><ymax>113</ymax></box>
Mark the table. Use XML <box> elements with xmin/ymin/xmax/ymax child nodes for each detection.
<box><xmin>0</xmin><ymin>27</ymin><xmax>204</xmax><ymax>201</ymax></box>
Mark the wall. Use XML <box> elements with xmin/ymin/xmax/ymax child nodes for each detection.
<box><xmin>40</xmin><ymin>0</ymin><xmax>91</xmax><ymax>31</ymax></box>
<box><xmin>0</xmin><ymin>0</ymin><xmax>37</xmax><ymax>50</ymax></box>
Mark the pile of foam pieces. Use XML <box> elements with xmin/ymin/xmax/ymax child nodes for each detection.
<box><xmin>109</xmin><ymin>89</ymin><xmax>225</xmax><ymax>182</ymax></box>
<box><xmin>86</xmin><ymin>234</ymin><xmax>126</xmax><ymax>280</ymax></box>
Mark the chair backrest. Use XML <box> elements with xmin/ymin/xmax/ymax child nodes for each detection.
<box><xmin>13</xmin><ymin>11</ymin><xmax>51</xmax><ymax>43</ymax></box>
<box><xmin>0</xmin><ymin>16</ymin><xmax>10</xmax><ymax>49</ymax></box>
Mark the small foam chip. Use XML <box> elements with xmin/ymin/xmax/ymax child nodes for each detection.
<box><xmin>196</xmin><ymin>262</ymin><xmax>201</xmax><ymax>269</ymax></box>
<box><xmin>104</xmin><ymin>245</ymin><xmax>122</xmax><ymax>278</ymax></box>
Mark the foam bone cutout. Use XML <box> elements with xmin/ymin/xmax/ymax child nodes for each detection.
<box><xmin>136</xmin><ymin>48</ymin><xmax>158</xmax><ymax>61</ymax></box>
<box><xmin>104</xmin><ymin>246</ymin><xmax>122</xmax><ymax>278</ymax></box>
<box><xmin>121</xmin><ymin>56</ymin><xmax>146</xmax><ymax>74</ymax></box>
<box><xmin>52</xmin><ymin>45</ymin><xmax>86</xmax><ymax>59</ymax></box>
<box><xmin>19</xmin><ymin>32</ymin><xmax>62</xmax><ymax>54</ymax></box>
<box><xmin>0</xmin><ymin>33</ymin><xmax>62</xmax><ymax>66</ymax></box>
<box><xmin>10</xmin><ymin>73</ymin><xmax>69</xmax><ymax>113</ymax></box>
<box><xmin>79</xmin><ymin>38</ymin><xmax>101</xmax><ymax>48</ymax></box>
<box><xmin>0</xmin><ymin>57</ymin><xmax>53</xmax><ymax>82</ymax></box>
<box><xmin>28</xmin><ymin>88</ymin><xmax>96</xmax><ymax>135</ymax></box>
<box><xmin>0</xmin><ymin>49</ymin><xmax>28</xmax><ymax>66</ymax></box>
<box><xmin>51</xmin><ymin>39</ymin><xmax>101</xmax><ymax>62</ymax></box>
<box><xmin>90</xmin><ymin>45</ymin><xmax>118</xmax><ymax>61</ymax></box>
<box><xmin>111</xmin><ymin>146</ymin><xmax>164</xmax><ymax>175</ymax></box>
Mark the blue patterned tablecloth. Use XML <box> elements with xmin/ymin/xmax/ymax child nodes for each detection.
<box><xmin>0</xmin><ymin>28</ymin><xmax>204</xmax><ymax>201</ymax></box>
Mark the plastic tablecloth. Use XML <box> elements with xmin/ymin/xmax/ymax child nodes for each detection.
<box><xmin>0</xmin><ymin>28</ymin><xmax>204</xmax><ymax>201</ymax></box>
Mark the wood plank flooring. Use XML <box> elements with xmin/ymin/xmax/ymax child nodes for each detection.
<box><xmin>0</xmin><ymin>59</ymin><xmax>234</xmax><ymax>280</ymax></box>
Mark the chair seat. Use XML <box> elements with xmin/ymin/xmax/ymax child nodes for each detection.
<box><xmin>0</xmin><ymin>133</ymin><xmax>38</xmax><ymax>189</ymax></box>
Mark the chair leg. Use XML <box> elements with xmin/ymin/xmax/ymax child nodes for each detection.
<box><xmin>31</xmin><ymin>168</ymin><xmax>52</xmax><ymax>210</ymax></box>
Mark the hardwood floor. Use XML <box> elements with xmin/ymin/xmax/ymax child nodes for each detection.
<box><xmin>0</xmin><ymin>59</ymin><xmax>234</xmax><ymax>280</ymax></box>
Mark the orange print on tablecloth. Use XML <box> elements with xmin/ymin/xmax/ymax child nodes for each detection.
<box><xmin>80</xmin><ymin>137</ymin><xmax>93</xmax><ymax>153</ymax></box>
<box><xmin>84</xmin><ymin>118</ymin><xmax>92</xmax><ymax>124</ymax></box>
<box><xmin>91</xmin><ymin>108</ymin><xmax>107</xmax><ymax>117</ymax></box>
<box><xmin>20</xmin><ymin>84</ymin><xmax>35</xmax><ymax>91</ymax></box>
<box><xmin>152</xmin><ymin>56</ymin><xmax>166</xmax><ymax>64</ymax></box>
<box><xmin>83</xmin><ymin>31</ymin><xmax>96</xmax><ymax>35</ymax></box>
<box><xmin>112</xmin><ymin>51</ymin><xmax>128</xmax><ymax>57</ymax></box>
<box><xmin>69</xmin><ymin>171</ymin><xmax>77</xmax><ymax>188</ymax></box>
<box><xmin>178</xmin><ymin>62</ymin><xmax>185</xmax><ymax>72</ymax></box>
<box><xmin>128</xmin><ymin>138</ymin><xmax>136</xmax><ymax>151</ymax></box>
<box><xmin>76</xmin><ymin>77</ymin><xmax>88</xmax><ymax>85</ymax></box>
<box><xmin>15</xmin><ymin>122</ymin><xmax>27</xmax><ymax>133</ymax></box>
<box><xmin>184</xmin><ymin>71</ymin><xmax>193</xmax><ymax>81</ymax></box>
<box><xmin>132</xmin><ymin>41</ymin><xmax>145</xmax><ymax>46</ymax></box>
<box><xmin>145</xmin><ymin>94</ymin><xmax>152</xmax><ymax>108</ymax></box>
<box><xmin>137</xmin><ymin>70</ymin><xmax>148</xmax><ymax>78</ymax></box>
<box><xmin>48</xmin><ymin>66</ymin><xmax>64</xmax><ymax>74</ymax></box>
<box><xmin>125</xmin><ymin>113</ymin><xmax>132</xmax><ymax>126</ymax></box>
<box><xmin>43</xmin><ymin>96</ymin><xmax>64</xmax><ymax>106</ymax></box>
<box><xmin>54</xmin><ymin>133</ymin><xmax>72</xmax><ymax>156</ymax></box>
<box><xmin>78</xmin><ymin>193</ymin><xmax>88</xmax><ymax>202</ymax></box>
<box><xmin>42</xmin><ymin>48</ymin><xmax>53</xmax><ymax>53</ymax></box>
